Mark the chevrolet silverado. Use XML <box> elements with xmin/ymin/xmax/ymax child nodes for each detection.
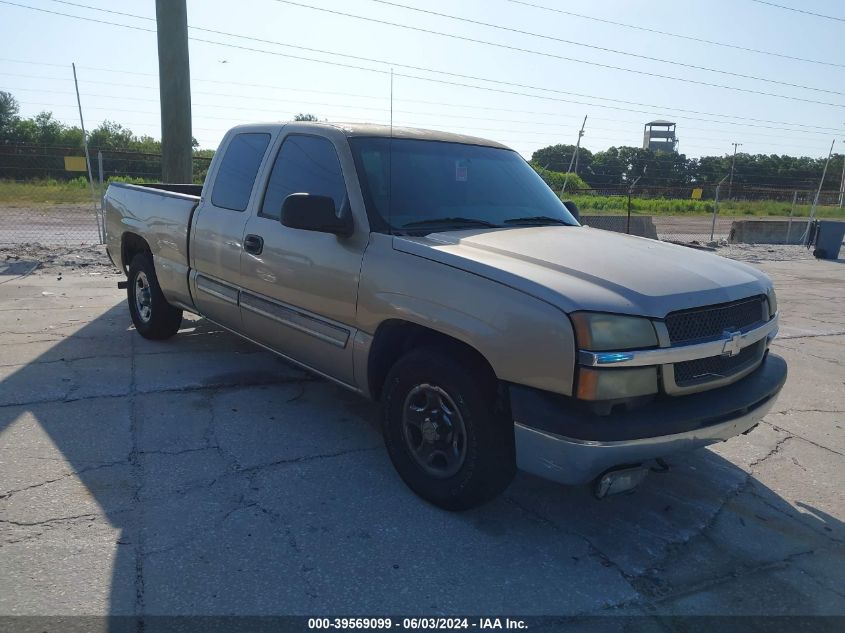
<box><xmin>104</xmin><ymin>122</ymin><xmax>786</xmax><ymax>509</ymax></box>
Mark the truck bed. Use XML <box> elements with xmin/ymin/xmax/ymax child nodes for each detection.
<box><xmin>104</xmin><ymin>182</ymin><xmax>202</xmax><ymax>310</ymax></box>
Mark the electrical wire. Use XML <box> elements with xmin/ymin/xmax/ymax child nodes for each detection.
<box><xmin>4</xmin><ymin>1</ymin><xmax>845</xmax><ymax>130</ymax></box>
<box><xmin>507</xmin><ymin>0</ymin><xmax>844</xmax><ymax>68</ymax></box>
<box><xmin>351</xmin><ymin>0</ymin><xmax>843</xmax><ymax>94</ymax></box>
<box><xmin>749</xmin><ymin>0</ymin><xmax>845</xmax><ymax>23</ymax></box>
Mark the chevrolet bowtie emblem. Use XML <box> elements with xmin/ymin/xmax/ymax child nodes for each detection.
<box><xmin>721</xmin><ymin>330</ymin><xmax>743</xmax><ymax>357</ymax></box>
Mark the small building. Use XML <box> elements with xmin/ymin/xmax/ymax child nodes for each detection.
<box><xmin>643</xmin><ymin>120</ymin><xmax>678</xmax><ymax>152</ymax></box>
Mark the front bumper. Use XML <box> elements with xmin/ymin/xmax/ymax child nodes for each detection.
<box><xmin>510</xmin><ymin>353</ymin><xmax>787</xmax><ymax>485</ymax></box>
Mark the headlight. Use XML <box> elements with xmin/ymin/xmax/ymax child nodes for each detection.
<box><xmin>766</xmin><ymin>287</ymin><xmax>777</xmax><ymax>318</ymax></box>
<box><xmin>570</xmin><ymin>312</ymin><xmax>658</xmax><ymax>351</ymax></box>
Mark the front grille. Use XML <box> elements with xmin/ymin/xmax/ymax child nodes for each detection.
<box><xmin>673</xmin><ymin>341</ymin><xmax>763</xmax><ymax>386</ymax></box>
<box><xmin>665</xmin><ymin>295</ymin><xmax>766</xmax><ymax>344</ymax></box>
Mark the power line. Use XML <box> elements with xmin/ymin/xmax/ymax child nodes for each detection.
<box><xmin>750</xmin><ymin>0</ymin><xmax>845</xmax><ymax>23</ymax></box>
<box><xmin>6</xmin><ymin>62</ymin><xmax>836</xmax><ymax>144</ymax></box>
<box><xmin>17</xmin><ymin>100</ymin><xmax>837</xmax><ymax>160</ymax></box>
<box><xmin>5</xmin><ymin>60</ymin><xmax>845</xmax><ymax>146</ymax></box>
<box><xmin>5</xmin><ymin>81</ymin><xmax>839</xmax><ymax>147</ymax></box>
<box><xmin>18</xmin><ymin>0</ymin><xmax>845</xmax><ymax>109</ymax></box>
<box><xmin>356</xmin><ymin>0</ymin><xmax>843</xmax><ymax>95</ymax></box>
<box><xmin>5</xmin><ymin>0</ymin><xmax>845</xmax><ymax>133</ymax></box>
<box><xmin>267</xmin><ymin>0</ymin><xmax>845</xmax><ymax>106</ymax></box>
<box><xmin>10</xmin><ymin>98</ymin><xmax>838</xmax><ymax>155</ymax></box>
<box><xmin>507</xmin><ymin>0</ymin><xmax>844</xmax><ymax>68</ymax></box>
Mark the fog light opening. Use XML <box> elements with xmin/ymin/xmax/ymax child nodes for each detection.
<box><xmin>593</xmin><ymin>465</ymin><xmax>649</xmax><ymax>499</ymax></box>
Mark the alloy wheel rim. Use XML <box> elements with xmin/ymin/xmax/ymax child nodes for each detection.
<box><xmin>134</xmin><ymin>271</ymin><xmax>152</xmax><ymax>323</ymax></box>
<box><xmin>401</xmin><ymin>383</ymin><xmax>467</xmax><ymax>478</ymax></box>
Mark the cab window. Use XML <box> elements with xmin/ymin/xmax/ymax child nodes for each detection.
<box><xmin>261</xmin><ymin>135</ymin><xmax>348</xmax><ymax>220</ymax></box>
<box><xmin>211</xmin><ymin>133</ymin><xmax>271</xmax><ymax>211</ymax></box>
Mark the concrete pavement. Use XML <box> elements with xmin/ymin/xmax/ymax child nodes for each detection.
<box><xmin>0</xmin><ymin>247</ymin><xmax>843</xmax><ymax>621</ymax></box>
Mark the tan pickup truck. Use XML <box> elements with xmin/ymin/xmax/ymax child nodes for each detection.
<box><xmin>104</xmin><ymin>122</ymin><xmax>786</xmax><ymax>509</ymax></box>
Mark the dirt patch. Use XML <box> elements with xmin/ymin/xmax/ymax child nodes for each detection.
<box><xmin>713</xmin><ymin>243</ymin><xmax>816</xmax><ymax>262</ymax></box>
<box><xmin>0</xmin><ymin>243</ymin><xmax>118</xmax><ymax>277</ymax></box>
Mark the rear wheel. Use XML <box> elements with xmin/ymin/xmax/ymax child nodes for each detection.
<box><xmin>382</xmin><ymin>346</ymin><xmax>515</xmax><ymax>510</ymax></box>
<box><xmin>127</xmin><ymin>253</ymin><xmax>182</xmax><ymax>340</ymax></box>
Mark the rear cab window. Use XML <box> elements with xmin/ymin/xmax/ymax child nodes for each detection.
<box><xmin>211</xmin><ymin>132</ymin><xmax>272</xmax><ymax>211</ymax></box>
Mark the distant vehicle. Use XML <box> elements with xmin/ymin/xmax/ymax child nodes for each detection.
<box><xmin>103</xmin><ymin>122</ymin><xmax>786</xmax><ymax>509</ymax></box>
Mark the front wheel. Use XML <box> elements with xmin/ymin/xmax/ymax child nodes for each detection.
<box><xmin>127</xmin><ymin>253</ymin><xmax>183</xmax><ymax>340</ymax></box>
<box><xmin>382</xmin><ymin>346</ymin><xmax>515</xmax><ymax>510</ymax></box>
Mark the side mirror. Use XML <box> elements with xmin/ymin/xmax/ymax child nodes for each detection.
<box><xmin>281</xmin><ymin>193</ymin><xmax>353</xmax><ymax>236</ymax></box>
<box><xmin>562</xmin><ymin>199</ymin><xmax>580</xmax><ymax>222</ymax></box>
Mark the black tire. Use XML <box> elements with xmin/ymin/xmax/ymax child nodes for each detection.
<box><xmin>127</xmin><ymin>253</ymin><xmax>183</xmax><ymax>340</ymax></box>
<box><xmin>382</xmin><ymin>346</ymin><xmax>516</xmax><ymax>510</ymax></box>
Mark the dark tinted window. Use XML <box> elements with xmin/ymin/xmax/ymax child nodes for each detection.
<box><xmin>211</xmin><ymin>133</ymin><xmax>271</xmax><ymax>211</ymax></box>
<box><xmin>349</xmin><ymin>137</ymin><xmax>577</xmax><ymax>233</ymax></box>
<box><xmin>261</xmin><ymin>135</ymin><xmax>347</xmax><ymax>220</ymax></box>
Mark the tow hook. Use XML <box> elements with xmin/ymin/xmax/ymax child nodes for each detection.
<box><xmin>593</xmin><ymin>465</ymin><xmax>649</xmax><ymax>499</ymax></box>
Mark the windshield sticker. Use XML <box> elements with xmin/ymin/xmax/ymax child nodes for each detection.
<box><xmin>455</xmin><ymin>160</ymin><xmax>468</xmax><ymax>182</ymax></box>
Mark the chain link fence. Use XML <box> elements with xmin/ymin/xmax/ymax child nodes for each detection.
<box><xmin>566</xmin><ymin>185</ymin><xmax>842</xmax><ymax>246</ymax></box>
<box><xmin>0</xmin><ymin>145</ymin><xmax>211</xmax><ymax>247</ymax></box>
<box><xmin>1</xmin><ymin>145</ymin><xmax>842</xmax><ymax>248</ymax></box>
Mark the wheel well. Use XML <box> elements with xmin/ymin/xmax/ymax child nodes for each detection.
<box><xmin>367</xmin><ymin>320</ymin><xmax>497</xmax><ymax>401</ymax></box>
<box><xmin>121</xmin><ymin>233</ymin><xmax>151</xmax><ymax>273</ymax></box>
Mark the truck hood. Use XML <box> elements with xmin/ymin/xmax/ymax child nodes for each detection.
<box><xmin>393</xmin><ymin>226</ymin><xmax>771</xmax><ymax>317</ymax></box>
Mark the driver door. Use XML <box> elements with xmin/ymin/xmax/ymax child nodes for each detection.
<box><xmin>238</xmin><ymin>133</ymin><xmax>367</xmax><ymax>386</ymax></box>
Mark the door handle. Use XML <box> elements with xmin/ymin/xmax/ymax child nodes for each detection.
<box><xmin>243</xmin><ymin>234</ymin><xmax>264</xmax><ymax>255</ymax></box>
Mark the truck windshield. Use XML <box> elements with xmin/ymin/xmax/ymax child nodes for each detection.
<box><xmin>349</xmin><ymin>137</ymin><xmax>579</xmax><ymax>233</ymax></box>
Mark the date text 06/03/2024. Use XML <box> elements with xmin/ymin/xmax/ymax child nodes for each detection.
<box><xmin>307</xmin><ymin>617</ymin><xmax>528</xmax><ymax>630</ymax></box>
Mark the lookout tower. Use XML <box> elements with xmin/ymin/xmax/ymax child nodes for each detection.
<box><xmin>643</xmin><ymin>120</ymin><xmax>678</xmax><ymax>152</ymax></box>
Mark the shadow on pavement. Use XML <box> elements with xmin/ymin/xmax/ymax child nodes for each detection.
<box><xmin>0</xmin><ymin>304</ymin><xmax>843</xmax><ymax>624</ymax></box>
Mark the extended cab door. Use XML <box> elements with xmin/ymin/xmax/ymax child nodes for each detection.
<box><xmin>190</xmin><ymin>130</ymin><xmax>272</xmax><ymax>328</ymax></box>
<box><xmin>238</xmin><ymin>131</ymin><xmax>369</xmax><ymax>386</ymax></box>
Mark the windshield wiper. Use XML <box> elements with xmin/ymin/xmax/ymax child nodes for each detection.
<box><xmin>401</xmin><ymin>217</ymin><xmax>502</xmax><ymax>230</ymax></box>
<box><xmin>503</xmin><ymin>216</ymin><xmax>571</xmax><ymax>226</ymax></box>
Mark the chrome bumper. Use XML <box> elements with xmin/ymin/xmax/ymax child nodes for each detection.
<box><xmin>578</xmin><ymin>312</ymin><xmax>779</xmax><ymax>368</ymax></box>
<box><xmin>511</xmin><ymin>353</ymin><xmax>786</xmax><ymax>486</ymax></box>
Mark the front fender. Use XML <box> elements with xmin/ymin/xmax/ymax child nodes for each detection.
<box><xmin>356</xmin><ymin>234</ymin><xmax>577</xmax><ymax>396</ymax></box>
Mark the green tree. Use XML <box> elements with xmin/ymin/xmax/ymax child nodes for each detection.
<box><xmin>88</xmin><ymin>121</ymin><xmax>135</xmax><ymax>149</ymax></box>
<box><xmin>294</xmin><ymin>113</ymin><xmax>320</xmax><ymax>121</ymax></box>
<box><xmin>0</xmin><ymin>90</ymin><xmax>20</xmax><ymax>136</ymax></box>
<box><xmin>530</xmin><ymin>163</ymin><xmax>589</xmax><ymax>191</ymax></box>
<box><xmin>531</xmin><ymin>144</ymin><xmax>593</xmax><ymax>175</ymax></box>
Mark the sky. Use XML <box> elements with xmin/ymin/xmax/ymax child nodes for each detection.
<box><xmin>1</xmin><ymin>0</ymin><xmax>844</xmax><ymax>160</ymax></box>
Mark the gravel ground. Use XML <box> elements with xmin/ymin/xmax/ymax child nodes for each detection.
<box><xmin>713</xmin><ymin>243</ymin><xmax>817</xmax><ymax>262</ymax></box>
<box><xmin>0</xmin><ymin>244</ymin><xmax>116</xmax><ymax>275</ymax></box>
<box><xmin>0</xmin><ymin>204</ymin><xmax>101</xmax><ymax>247</ymax></box>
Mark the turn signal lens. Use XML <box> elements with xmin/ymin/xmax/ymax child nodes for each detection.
<box><xmin>766</xmin><ymin>288</ymin><xmax>778</xmax><ymax>317</ymax></box>
<box><xmin>576</xmin><ymin>367</ymin><xmax>658</xmax><ymax>400</ymax></box>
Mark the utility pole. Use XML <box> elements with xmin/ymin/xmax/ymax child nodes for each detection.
<box><xmin>838</xmin><ymin>149</ymin><xmax>844</xmax><ymax>208</ymax></box>
<box><xmin>561</xmin><ymin>115</ymin><xmax>587</xmax><ymax>195</ymax></box>
<box><xmin>71</xmin><ymin>63</ymin><xmax>103</xmax><ymax>243</ymax></box>
<box><xmin>155</xmin><ymin>0</ymin><xmax>193</xmax><ymax>183</ymax></box>
<box><xmin>802</xmin><ymin>139</ymin><xmax>835</xmax><ymax>245</ymax></box>
<box><xmin>727</xmin><ymin>142</ymin><xmax>742</xmax><ymax>200</ymax></box>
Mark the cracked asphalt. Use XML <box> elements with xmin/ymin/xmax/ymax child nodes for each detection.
<box><xmin>0</xmin><ymin>247</ymin><xmax>843</xmax><ymax>620</ymax></box>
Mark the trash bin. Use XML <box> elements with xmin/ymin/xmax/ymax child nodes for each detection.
<box><xmin>813</xmin><ymin>221</ymin><xmax>845</xmax><ymax>260</ymax></box>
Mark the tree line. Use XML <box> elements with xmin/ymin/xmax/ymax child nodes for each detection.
<box><xmin>0</xmin><ymin>91</ymin><xmax>213</xmax><ymax>183</ymax></box>
<box><xmin>2</xmin><ymin>90</ymin><xmax>842</xmax><ymax>191</ymax></box>
<box><xmin>531</xmin><ymin>143</ymin><xmax>844</xmax><ymax>192</ymax></box>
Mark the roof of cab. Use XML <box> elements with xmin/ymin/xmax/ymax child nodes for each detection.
<box><xmin>231</xmin><ymin>121</ymin><xmax>511</xmax><ymax>150</ymax></box>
